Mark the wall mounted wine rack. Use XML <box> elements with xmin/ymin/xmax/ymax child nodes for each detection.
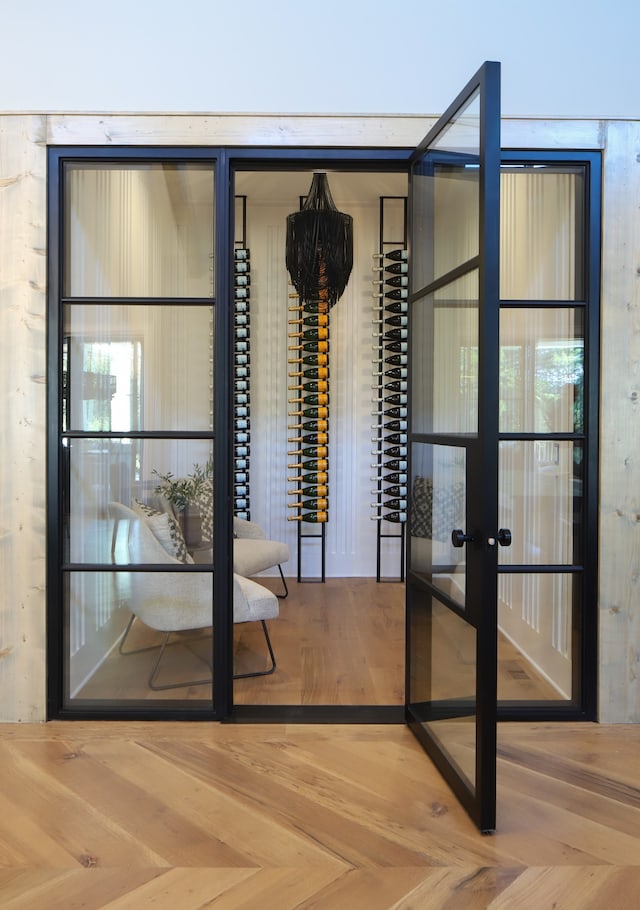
<box><xmin>371</xmin><ymin>196</ymin><xmax>408</xmax><ymax>582</ymax></box>
<box><xmin>233</xmin><ymin>196</ymin><xmax>250</xmax><ymax>521</ymax></box>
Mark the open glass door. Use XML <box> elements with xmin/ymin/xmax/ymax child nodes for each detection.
<box><xmin>406</xmin><ymin>62</ymin><xmax>501</xmax><ymax>832</ymax></box>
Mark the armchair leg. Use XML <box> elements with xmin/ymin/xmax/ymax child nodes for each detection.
<box><xmin>148</xmin><ymin>632</ymin><xmax>212</xmax><ymax>691</ymax></box>
<box><xmin>276</xmin><ymin>565</ymin><xmax>289</xmax><ymax>599</ymax></box>
<box><xmin>234</xmin><ymin>620</ymin><xmax>276</xmax><ymax>679</ymax></box>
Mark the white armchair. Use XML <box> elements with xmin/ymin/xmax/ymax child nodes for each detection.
<box><xmin>110</xmin><ymin>503</ymin><xmax>279</xmax><ymax>690</ymax></box>
<box><xmin>233</xmin><ymin>516</ymin><xmax>290</xmax><ymax>598</ymax></box>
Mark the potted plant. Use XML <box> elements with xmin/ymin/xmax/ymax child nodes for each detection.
<box><xmin>152</xmin><ymin>457</ymin><xmax>213</xmax><ymax>547</ymax></box>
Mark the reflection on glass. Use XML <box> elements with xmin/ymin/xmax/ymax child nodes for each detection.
<box><xmin>65</xmin><ymin>437</ymin><xmax>214</xmax><ymax>565</ymax></box>
<box><xmin>500</xmin><ymin>308</ymin><xmax>584</xmax><ymax>433</ymax></box>
<box><xmin>64</xmin><ymin>162</ymin><xmax>215</xmax><ymax>298</ymax></box>
<box><xmin>408</xmin><ymin>587</ymin><xmax>476</xmax><ymax>788</ymax></box>
<box><xmin>410</xmin><ymin>444</ymin><xmax>466</xmax><ymax>607</ymax></box>
<box><xmin>65</xmin><ymin>571</ymin><xmax>213</xmax><ymax>705</ymax></box>
<box><xmin>498</xmin><ymin>573</ymin><xmax>574</xmax><ymax>701</ymax></box>
<box><xmin>498</xmin><ymin>441</ymin><xmax>582</xmax><ymax>565</ymax></box>
<box><xmin>412</xmin><ymin>271</ymin><xmax>478</xmax><ymax>435</ymax></box>
<box><xmin>63</xmin><ymin>305</ymin><xmax>214</xmax><ymax>433</ymax></box>
<box><xmin>412</xmin><ymin>92</ymin><xmax>480</xmax><ymax>291</ymax></box>
<box><xmin>500</xmin><ymin>166</ymin><xmax>585</xmax><ymax>301</ymax></box>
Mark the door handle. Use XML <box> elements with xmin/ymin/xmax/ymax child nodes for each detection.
<box><xmin>497</xmin><ymin>528</ymin><xmax>512</xmax><ymax>547</ymax></box>
<box><xmin>451</xmin><ymin>529</ymin><xmax>474</xmax><ymax>548</ymax></box>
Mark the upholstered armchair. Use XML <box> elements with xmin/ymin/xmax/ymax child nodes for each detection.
<box><xmin>233</xmin><ymin>516</ymin><xmax>290</xmax><ymax>598</ymax></box>
<box><xmin>109</xmin><ymin>502</ymin><xmax>279</xmax><ymax>689</ymax></box>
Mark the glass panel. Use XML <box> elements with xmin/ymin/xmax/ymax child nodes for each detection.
<box><xmin>408</xmin><ymin>586</ymin><xmax>476</xmax><ymax>787</ymax></box>
<box><xmin>63</xmin><ymin>305</ymin><xmax>214</xmax><ymax>433</ymax></box>
<box><xmin>64</xmin><ymin>437</ymin><xmax>214</xmax><ymax>565</ymax></box>
<box><xmin>410</xmin><ymin>444</ymin><xmax>466</xmax><ymax>608</ymax></box>
<box><xmin>498</xmin><ymin>573</ymin><xmax>575</xmax><ymax>701</ymax></box>
<box><xmin>500</xmin><ymin>166</ymin><xmax>585</xmax><ymax>301</ymax></box>
<box><xmin>498</xmin><ymin>441</ymin><xmax>583</xmax><ymax>565</ymax></box>
<box><xmin>500</xmin><ymin>308</ymin><xmax>584</xmax><ymax>433</ymax></box>
<box><xmin>411</xmin><ymin>270</ymin><xmax>478</xmax><ymax>435</ymax></box>
<box><xmin>65</xmin><ymin>571</ymin><xmax>213</xmax><ymax>706</ymax></box>
<box><xmin>64</xmin><ymin>162</ymin><xmax>215</xmax><ymax>298</ymax></box>
<box><xmin>412</xmin><ymin>91</ymin><xmax>480</xmax><ymax>290</ymax></box>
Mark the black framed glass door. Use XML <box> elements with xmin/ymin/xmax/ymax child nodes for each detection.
<box><xmin>405</xmin><ymin>62</ymin><xmax>502</xmax><ymax>832</ymax></box>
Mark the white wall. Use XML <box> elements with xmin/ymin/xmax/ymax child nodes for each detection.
<box><xmin>2</xmin><ymin>0</ymin><xmax>637</xmax><ymax>118</ymax></box>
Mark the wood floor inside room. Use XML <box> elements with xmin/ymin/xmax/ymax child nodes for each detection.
<box><xmin>0</xmin><ymin>720</ymin><xmax>639</xmax><ymax>909</ymax></box>
<box><xmin>77</xmin><ymin>578</ymin><xmax>559</xmax><ymax>706</ymax></box>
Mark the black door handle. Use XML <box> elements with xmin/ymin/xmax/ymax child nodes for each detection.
<box><xmin>497</xmin><ymin>528</ymin><xmax>512</xmax><ymax>547</ymax></box>
<box><xmin>451</xmin><ymin>529</ymin><xmax>473</xmax><ymax>548</ymax></box>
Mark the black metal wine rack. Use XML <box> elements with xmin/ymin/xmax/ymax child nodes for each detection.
<box><xmin>233</xmin><ymin>198</ymin><xmax>251</xmax><ymax>520</ymax></box>
<box><xmin>371</xmin><ymin>196</ymin><xmax>408</xmax><ymax>582</ymax></box>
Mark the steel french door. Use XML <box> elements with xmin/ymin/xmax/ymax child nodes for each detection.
<box><xmin>405</xmin><ymin>62</ymin><xmax>502</xmax><ymax>832</ymax></box>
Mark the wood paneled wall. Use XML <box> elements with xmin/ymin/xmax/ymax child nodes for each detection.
<box><xmin>0</xmin><ymin>112</ymin><xmax>637</xmax><ymax>722</ymax></box>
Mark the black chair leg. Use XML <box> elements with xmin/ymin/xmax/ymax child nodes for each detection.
<box><xmin>233</xmin><ymin>620</ymin><xmax>276</xmax><ymax>679</ymax></box>
<box><xmin>276</xmin><ymin>565</ymin><xmax>289</xmax><ymax>599</ymax></box>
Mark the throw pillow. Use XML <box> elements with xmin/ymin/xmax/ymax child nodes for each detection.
<box><xmin>132</xmin><ymin>499</ymin><xmax>192</xmax><ymax>564</ymax></box>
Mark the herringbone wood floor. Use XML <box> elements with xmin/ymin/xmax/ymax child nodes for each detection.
<box><xmin>0</xmin><ymin>720</ymin><xmax>639</xmax><ymax>908</ymax></box>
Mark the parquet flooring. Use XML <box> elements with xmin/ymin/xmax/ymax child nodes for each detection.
<box><xmin>0</xmin><ymin>720</ymin><xmax>639</xmax><ymax>908</ymax></box>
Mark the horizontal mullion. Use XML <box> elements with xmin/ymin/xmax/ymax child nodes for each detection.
<box><xmin>62</xmin><ymin>431</ymin><xmax>214</xmax><ymax>440</ymax></box>
<box><xmin>499</xmin><ymin>298</ymin><xmax>587</xmax><ymax>308</ymax></box>
<box><xmin>499</xmin><ymin>432</ymin><xmax>585</xmax><ymax>442</ymax></box>
<box><xmin>63</xmin><ymin>562</ymin><xmax>214</xmax><ymax>573</ymax></box>
<box><xmin>497</xmin><ymin>564</ymin><xmax>583</xmax><ymax>574</ymax></box>
<box><xmin>61</xmin><ymin>296</ymin><xmax>215</xmax><ymax>306</ymax></box>
<box><xmin>410</xmin><ymin>432</ymin><xmax>476</xmax><ymax>447</ymax></box>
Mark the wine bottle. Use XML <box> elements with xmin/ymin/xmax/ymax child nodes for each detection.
<box><xmin>289</xmin><ymin>446</ymin><xmax>329</xmax><ymax>459</ymax></box>
<box><xmin>234</xmin><ymin>459</ymin><xmax>249</xmax><ymax>471</ymax></box>
<box><xmin>385</xmin><ymin>314</ymin><xmax>408</xmax><ymax>327</ymax></box>
<box><xmin>235</xmin><ymin>432</ymin><xmax>250</xmax><ymax>444</ymax></box>
<box><xmin>371</xmin><ymin>511</ymin><xmax>407</xmax><ymax>523</ymax></box>
<box><xmin>234</xmin><ymin>445</ymin><xmax>250</xmax><ymax>457</ymax></box>
<box><xmin>234</xmin><ymin>248</ymin><xmax>250</xmax><ymax>260</ymax></box>
<box><xmin>235</xmin><ymin>392</ymin><xmax>249</xmax><ymax>405</ymax></box>
<box><xmin>383</xmin><ymin>367</ymin><xmax>407</xmax><ymax>380</ymax></box>
<box><xmin>234</xmin><ymin>288</ymin><xmax>250</xmax><ymax>300</ymax></box>
<box><xmin>234</xmin><ymin>497</ymin><xmax>249</xmax><ymax>509</ymax></box>
<box><xmin>288</xmin><ymin>314</ymin><xmax>329</xmax><ymax>327</ymax></box>
<box><xmin>383</xmin><ymin>380</ymin><xmax>407</xmax><ymax>393</ymax></box>
<box><xmin>234</xmin><ymin>471</ymin><xmax>248</xmax><ymax>483</ymax></box>
<box><xmin>379</xmin><ymin>485</ymin><xmax>408</xmax><ymax>497</ymax></box>
<box><xmin>288</xmin><ymin>367</ymin><xmax>329</xmax><ymax>380</ymax></box>
<box><xmin>234</xmin><ymin>274</ymin><xmax>250</xmax><ymax>287</ymax></box>
<box><xmin>235</xmin><ymin>327</ymin><xmax>249</xmax><ymax>340</ymax></box>
<box><xmin>289</xmin><ymin>420</ymin><xmax>329</xmax><ymax>433</ymax></box>
<box><xmin>373</xmin><ymin>472</ymin><xmax>408</xmax><ymax>484</ymax></box>
<box><xmin>288</xmin><ymin>498</ymin><xmax>328</xmax><ymax>511</ymax></box>
<box><xmin>235</xmin><ymin>352</ymin><xmax>250</xmax><ymax>364</ymax></box>
<box><xmin>380</xmin><ymin>458</ymin><xmax>408</xmax><ymax>471</ymax></box>
<box><xmin>234</xmin><ymin>379</ymin><xmax>249</xmax><ymax>391</ymax></box>
<box><xmin>384</xmin><ymin>342</ymin><xmax>408</xmax><ymax>354</ymax></box>
<box><xmin>234</xmin><ymin>340</ymin><xmax>249</xmax><ymax>352</ymax></box>
<box><xmin>373</xmin><ymin>288</ymin><xmax>408</xmax><ymax>301</ymax></box>
<box><xmin>385</xmin><ymin>275</ymin><xmax>408</xmax><ymax>288</ymax></box>
<box><xmin>372</xmin><ymin>249</ymin><xmax>407</xmax><ymax>262</ymax></box>
<box><xmin>288</xmin><ymin>512</ymin><xmax>328</xmax><ymax>523</ymax></box>
<box><xmin>383</xmin><ymin>445</ymin><xmax>408</xmax><ymax>458</ymax></box>
<box><xmin>384</xmin><ymin>354</ymin><xmax>408</xmax><ymax>367</ymax></box>
<box><xmin>383</xmin><ymin>433</ymin><xmax>408</xmax><ymax>445</ymax></box>
<box><xmin>289</xmin><ymin>327</ymin><xmax>329</xmax><ymax>341</ymax></box>
<box><xmin>384</xmin><ymin>406</ymin><xmax>408</xmax><ymax>418</ymax></box>
<box><xmin>382</xmin><ymin>327</ymin><xmax>408</xmax><ymax>341</ymax></box>
<box><xmin>289</xmin><ymin>459</ymin><xmax>329</xmax><ymax>471</ymax></box>
<box><xmin>288</xmin><ymin>393</ymin><xmax>329</xmax><ymax>406</ymax></box>
<box><xmin>235</xmin><ymin>367</ymin><xmax>250</xmax><ymax>380</ymax></box>
<box><xmin>379</xmin><ymin>498</ymin><xmax>407</xmax><ymax>510</ymax></box>
<box><xmin>288</xmin><ymin>353</ymin><xmax>328</xmax><ymax>366</ymax></box>
<box><xmin>234</xmin><ymin>261</ymin><xmax>250</xmax><ymax>273</ymax></box>
<box><xmin>234</xmin><ymin>485</ymin><xmax>249</xmax><ymax>497</ymax></box>
<box><xmin>287</xmin><ymin>301</ymin><xmax>328</xmax><ymax>314</ymax></box>
<box><xmin>371</xmin><ymin>393</ymin><xmax>406</xmax><ymax>406</ymax></box>
<box><xmin>289</xmin><ymin>406</ymin><xmax>329</xmax><ymax>420</ymax></box>
<box><xmin>288</xmin><ymin>379</ymin><xmax>329</xmax><ymax>394</ymax></box>
<box><xmin>292</xmin><ymin>471</ymin><xmax>328</xmax><ymax>485</ymax></box>
<box><xmin>289</xmin><ymin>341</ymin><xmax>329</xmax><ymax>354</ymax></box>
<box><xmin>288</xmin><ymin>433</ymin><xmax>329</xmax><ymax>445</ymax></box>
<box><xmin>288</xmin><ymin>485</ymin><xmax>328</xmax><ymax>498</ymax></box>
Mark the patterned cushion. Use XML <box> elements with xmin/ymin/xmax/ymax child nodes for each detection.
<box><xmin>132</xmin><ymin>499</ymin><xmax>192</xmax><ymax>564</ymax></box>
<box><xmin>193</xmin><ymin>478</ymin><xmax>213</xmax><ymax>544</ymax></box>
<box><xmin>410</xmin><ymin>476</ymin><xmax>465</xmax><ymax>542</ymax></box>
